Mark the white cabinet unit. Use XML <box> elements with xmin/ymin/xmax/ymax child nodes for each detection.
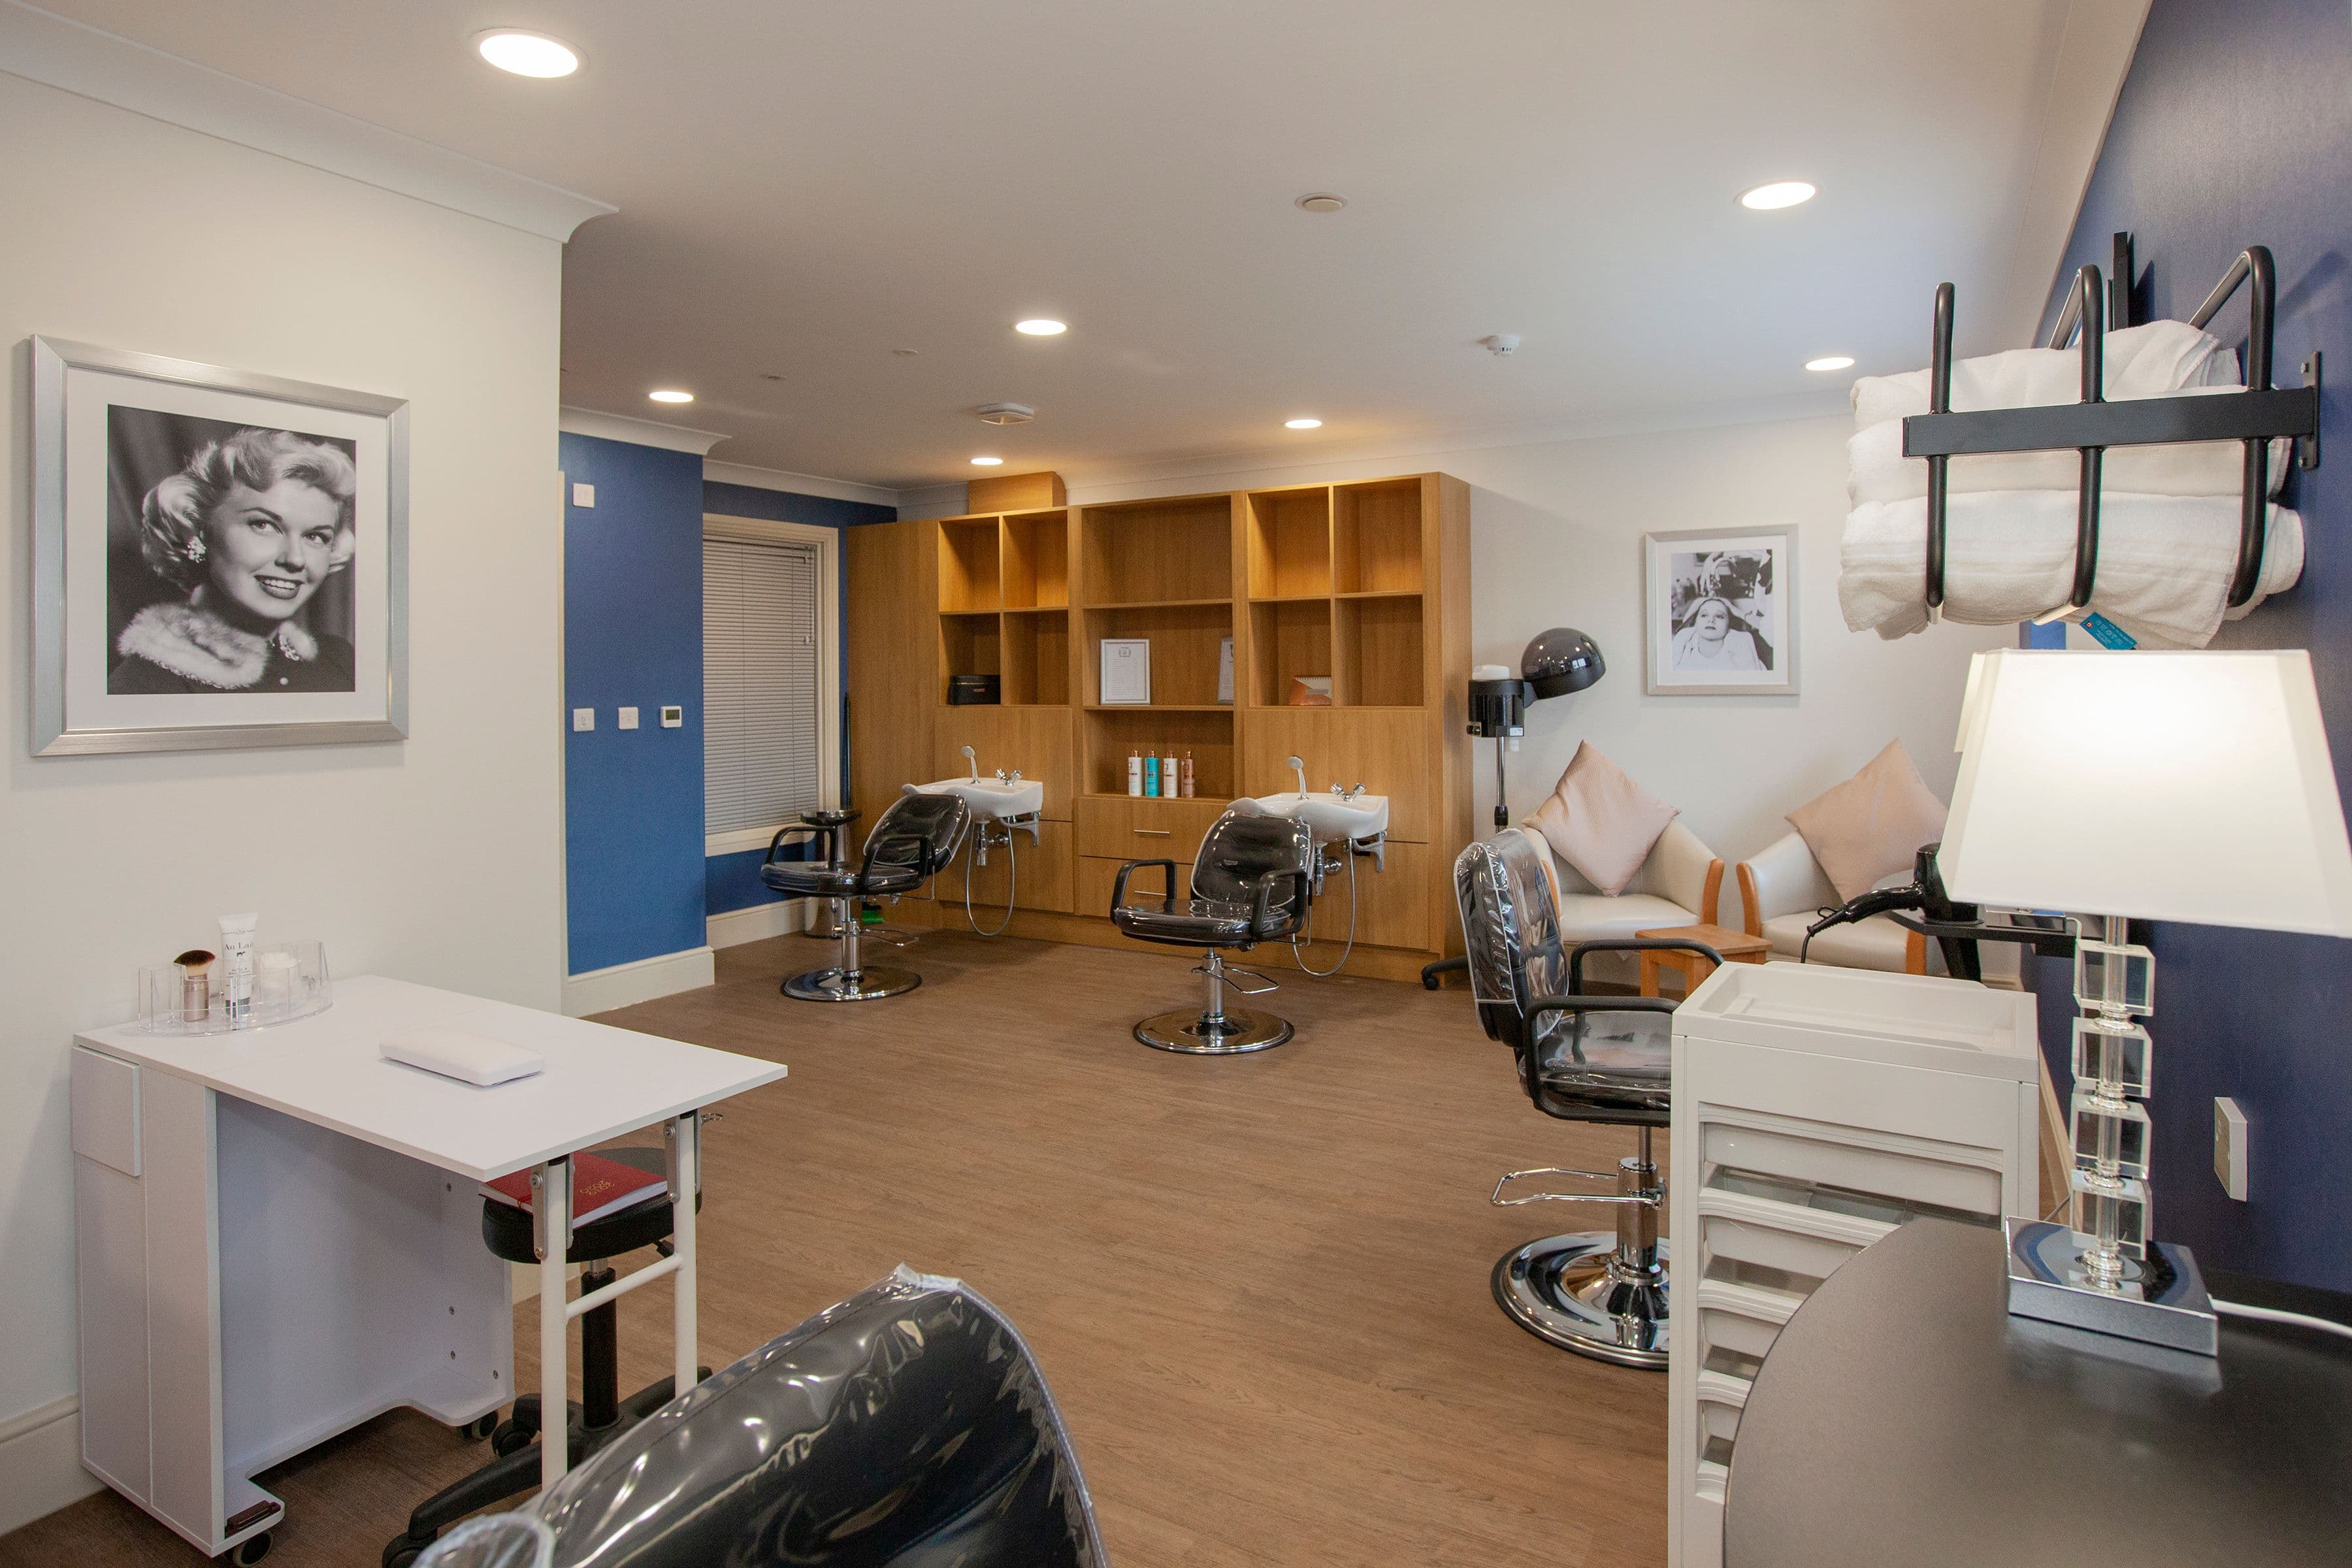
<box><xmin>1667</xmin><ymin>962</ymin><xmax>2039</xmax><ymax>1568</ymax></box>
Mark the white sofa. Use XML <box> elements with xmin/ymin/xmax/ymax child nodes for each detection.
<box><xmin>1510</xmin><ymin>821</ymin><xmax>1724</xmax><ymax>982</ymax></box>
<box><xmin>1735</xmin><ymin>830</ymin><xmax>1926</xmax><ymax>973</ymax></box>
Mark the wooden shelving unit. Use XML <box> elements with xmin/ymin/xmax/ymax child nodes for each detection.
<box><xmin>845</xmin><ymin>472</ymin><xmax>1470</xmax><ymax>982</ymax></box>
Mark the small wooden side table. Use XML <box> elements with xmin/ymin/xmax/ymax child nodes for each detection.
<box><xmin>1635</xmin><ymin>921</ymin><xmax>1769</xmax><ymax>997</ymax></box>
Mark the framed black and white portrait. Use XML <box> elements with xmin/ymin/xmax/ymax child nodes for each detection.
<box><xmin>1642</xmin><ymin>525</ymin><xmax>1797</xmax><ymax>696</ymax></box>
<box><xmin>32</xmin><ymin>336</ymin><xmax>408</xmax><ymax>754</ymax></box>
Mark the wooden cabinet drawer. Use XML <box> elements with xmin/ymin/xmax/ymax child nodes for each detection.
<box><xmin>1074</xmin><ymin>794</ymin><xmax>1226</xmax><ymax>860</ymax></box>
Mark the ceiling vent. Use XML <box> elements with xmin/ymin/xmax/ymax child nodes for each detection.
<box><xmin>976</xmin><ymin>402</ymin><xmax>1036</xmax><ymax>425</ymax></box>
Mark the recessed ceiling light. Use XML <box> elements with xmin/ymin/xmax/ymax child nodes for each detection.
<box><xmin>971</xmin><ymin>456</ymin><xmax>1005</xmax><ymax>466</ymax></box>
<box><xmin>1739</xmin><ymin>180</ymin><xmax>1816</xmax><ymax>211</ymax></box>
<box><xmin>1015</xmin><ymin>319</ymin><xmax>1067</xmax><ymax>336</ymax></box>
<box><xmin>1805</xmin><ymin>355</ymin><xmax>1856</xmax><ymax>372</ymax></box>
<box><xmin>1285</xmin><ymin>417</ymin><xmax>1322</xmax><ymax>430</ymax></box>
<box><xmin>474</xmin><ymin>29</ymin><xmax>581</xmax><ymax>78</ymax></box>
<box><xmin>1296</xmin><ymin>193</ymin><xmax>1347</xmax><ymax>213</ymax></box>
<box><xmin>647</xmin><ymin>389</ymin><xmax>694</xmax><ymax>404</ymax></box>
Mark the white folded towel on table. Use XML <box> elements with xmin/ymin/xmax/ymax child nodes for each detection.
<box><xmin>1840</xmin><ymin>491</ymin><xmax>2302</xmax><ymax>649</ymax></box>
<box><xmin>1850</xmin><ymin>318</ymin><xmax>2238</xmax><ymax>428</ymax></box>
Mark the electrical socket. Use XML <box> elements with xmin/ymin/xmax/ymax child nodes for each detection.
<box><xmin>617</xmin><ymin>706</ymin><xmax>640</xmax><ymax>730</ymax></box>
<box><xmin>571</xmin><ymin>708</ymin><xmax>595</xmax><ymax>732</ymax></box>
<box><xmin>2213</xmin><ymin>1096</ymin><xmax>2249</xmax><ymax>1201</ymax></box>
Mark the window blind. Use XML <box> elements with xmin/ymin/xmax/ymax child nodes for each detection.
<box><xmin>704</xmin><ymin>536</ymin><xmax>822</xmax><ymax>836</ymax></box>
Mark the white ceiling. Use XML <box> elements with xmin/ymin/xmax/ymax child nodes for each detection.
<box><xmin>35</xmin><ymin>1</ymin><xmax>2145</xmax><ymax>492</ymax></box>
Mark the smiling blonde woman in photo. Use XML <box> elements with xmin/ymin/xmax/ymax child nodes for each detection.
<box><xmin>110</xmin><ymin>426</ymin><xmax>359</xmax><ymax>694</ymax></box>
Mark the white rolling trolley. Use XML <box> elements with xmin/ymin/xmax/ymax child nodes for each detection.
<box><xmin>1666</xmin><ymin>961</ymin><xmax>2038</xmax><ymax>1568</ymax></box>
<box><xmin>69</xmin><ymin>975</ymin><xmax>785</xmax><ymax>1563</ymax></box>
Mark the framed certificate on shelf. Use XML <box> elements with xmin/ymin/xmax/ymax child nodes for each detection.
<box><xmin>1099</xmin><ymin>638</ymin><xmax>1151</xmax><ymax>705</ymax></box>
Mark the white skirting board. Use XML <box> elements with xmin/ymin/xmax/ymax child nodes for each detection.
<box><xmin>0</xmin><ymin>1396</ymin><xmax>105</xmax><ymax>1537</ymax></box>
<box><xmin>561</xmin><ymin>946</ymin><xmax>715</xmax><ymax>1017</ymax></box>
<box><xmin>707</xmin><ymin>898</ymin><xmax>809</xmax><ymax>950</ymax></box>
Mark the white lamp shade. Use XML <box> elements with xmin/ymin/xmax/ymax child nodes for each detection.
<box><xmin>1942</xmin><ymin>649</ymin><xmax>2352</xmax><ymax>936</ymax></box>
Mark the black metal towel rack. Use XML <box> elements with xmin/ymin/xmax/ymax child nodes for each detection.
<box><xmin>1901</xmin><ymin>232</ymin><xmax>2321</xmax><ymax>616</ymax></box>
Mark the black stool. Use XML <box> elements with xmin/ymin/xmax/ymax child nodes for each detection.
<box><xmin>381</xmin><ymin>1149</ymin><xmax>705</xmax><ymax>1567</ymax></box>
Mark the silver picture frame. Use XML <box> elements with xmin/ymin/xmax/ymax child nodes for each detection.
<box><xmin>1642</xmin><ymin>524</ymin><xmax>1799</xmax><ymax>697</ymax></box>
<box><xmin>31</xmin><ymin>335</ymin><xmax>409</xmax><ymax>755</ymax></box>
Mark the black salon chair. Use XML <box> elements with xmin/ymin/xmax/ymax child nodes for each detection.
<box><xmin>760</xmin><ymin>791</ymin><xmax>970</xmax><ymax>1001</ymax></box>
<box><xmin>384</xmin><ymin>1149</ymin><xmax>704</xmax><ymax>1567</ymax></box>
<box><xmin>1109</xmin><ymin>803</ymin><xmax>1315</xmax><ymax>1054</ymax></box>
<box><xmin>1453</xmin><ymin>832</ymin><xmax>1720</xmax><ymax>1369</ymax></box>
<box><xmin>413</xmin><ymin>1269</ymin><xmax>1106</xmax><ymax>1568</ymax></box>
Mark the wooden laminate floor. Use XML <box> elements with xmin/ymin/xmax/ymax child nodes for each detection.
<box><xmin>5</xmin><ymin>931</ymin><xmax>1669</xmax><ymax>1567</ymax></box>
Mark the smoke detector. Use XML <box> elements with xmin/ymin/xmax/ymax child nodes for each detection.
<box><xmin>975</xmin><ymin>402</ymin><xmax>1035</xmax><ymax>425</ymax></box>
<box><xmin>1481</xmin><ymin>335</ymin><xmax>1522</xmax><ymax>357</ymax></box>
<box><xmin>1295</xmin><ymin>193</ymin><xmax>1347</xmax><ymax>213</ymax></box>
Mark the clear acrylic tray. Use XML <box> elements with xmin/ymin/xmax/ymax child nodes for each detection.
<box><xmin>137</xmin><ymin>939</ymin><xmax>333</xmax><ymax>1036</ymax></box>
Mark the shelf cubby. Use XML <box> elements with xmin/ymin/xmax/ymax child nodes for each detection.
<box><xmin>1080</xmin><ymin>495</ymin><xmax>1234</xmax><ymax>604</ymax></box>
<box><xmin>1083</xmin><ymin>708</ymin><xmax>1235</xmax><ymax>799</ymax></box>
<box><xmin>1335</xmin><ymin>594</ymin><xmax>1423</xmax><ymax>706</ymax></box>
<box><xmin>1248</xmin><ymin>598</ymin><xmax>1334</xmax><ymax>707</ymax></box>
<box><xmin>1246</xmin><ymin>487</ymin><xmax>1332</xmax><ymax>599</ymax></box>
<box><xmin>939</xmin><ymin>611</ymin><xmax>1002</xmax><ymax>700</ymax></box>
<box><xmin>1083</xmin><ymin>602</ymin><xmax>1233</xmax><ymax>708</ymax></box>
<box><xmin>1002</xmin><ymin>608</ymin><xmax>1070</xmax><ymax>705</ymax></box>
<box><xmin>1334</xmin><ymin>478</ymin><xmax>1424</xmax><ymax>595</ymax></box>
<box><xmin>939</xmin><ymin>519</ymin><xmax>1002</xmax><ymax>612</ymax></box>
<box><xmin>1002</xmin><ymin>510</ymin><xmax>1070</xmax><ymax>610</ymax></box>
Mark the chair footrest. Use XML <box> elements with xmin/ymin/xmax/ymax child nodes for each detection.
<box><xmin>1491</xmin><ymin>1166</ymin><xmax>1664</xmax><ymax>1208</ymax></box>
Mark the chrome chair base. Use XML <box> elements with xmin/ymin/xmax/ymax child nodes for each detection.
<box><xmin>1134</xmin><ymin>1007</ymin><xmax>1292</xmax><ymax>1054</ymax></box>
<box><xmin>782</xmin><ymin>965</ymin><xmax>921</xmax><ymax>1003</ymax></box>
<box><xmin>1492</xmin><ymin>1232</ymin><xmax>1671</xmax><ymax>1369</ymax></box>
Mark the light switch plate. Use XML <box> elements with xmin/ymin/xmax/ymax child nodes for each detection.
<box><xmin>2213</xmin><ymin>1096</ymin><xmax>2249</xmax><ymax>1201</ymax></box>
<box><xmin>660</xmin><ymin>705</ymin><xmax>683</xmax><ymax>728</ymax></box>
<box><xmin>572</xmin><ymin>482</ymin><xmax>595</xmax><ymax>508</ymax></box>
<box><xmin>572</xmin><ymin>708</ymin><xmax>595</xmax><ymax>732</ymax></box>
<box><xmin>617</xmin><ymin>706</ymin><xmax>640</xmax><ymax>730</ymax></box>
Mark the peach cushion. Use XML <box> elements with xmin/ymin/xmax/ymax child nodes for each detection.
<box><xmin>1526</xmin><ymin>742</ymin><xmax>1680</xmax><ymax>896</ymax></box>
<box><xmin>1786</xmin><ymin>739</ymin><xmax>1949</xmax><ymax>903</ymax></box>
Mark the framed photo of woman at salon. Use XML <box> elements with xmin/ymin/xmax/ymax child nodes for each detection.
<box><xmin>30</xmin><ymin>336</ymin><xmax>408</xmax><ymax>754</ymax></box>
<box><xmin>1641</xmin><ymin>525</ymin><xmax>1797</xmax><ymax>697</ymax></box>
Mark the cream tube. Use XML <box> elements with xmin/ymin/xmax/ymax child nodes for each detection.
<box><xmin>219</xmin><ymin>913</ymin><xmax>258</xmax><ymax>1025</ymax></box>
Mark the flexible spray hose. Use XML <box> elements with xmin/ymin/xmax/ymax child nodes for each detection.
<box><xmin>1290</xmin><ymin>845</ymin><xmax>1359</xmax><ymax>977</ymax></box>
<box><xmin>962</xmin><ymin>828</ymin><xmax>1018</xmax><ymax>936</ymax></box>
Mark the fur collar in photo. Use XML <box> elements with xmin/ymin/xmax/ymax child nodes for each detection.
<box><xmin>116</xmin><ymin>601</ymin><xmax>318</xmax><ymax>691</ymax></box>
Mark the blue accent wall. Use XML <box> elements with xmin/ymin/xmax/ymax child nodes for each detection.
<box><xmin>2031</xmin><ymin>0</ymin><xmax>2352</xmax><ymax>1290</ymax></box>
<box><xmin>700</xmin><ymin>480</ymin><xmax>894</xmax><ymax>917</ymax></box>
<box><xmin>562</xmin><ymin>433</ymin><xmax>710</xmax><ymax>973</ymax></box>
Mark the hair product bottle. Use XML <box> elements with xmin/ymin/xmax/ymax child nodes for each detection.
<box><xmin>1179</xmin><ymin>751</ymin><xmax>1196</xmax><ymax>798</ymax></box>
<box><xmin>1160</xmin><ymin>751</ymin><xmax>1178</xmax><ymax>798</ymax></box>
<box><xmin>1143</xmin><ymin>753</ymin><xmax>1160</xmax><ymax>797</ymax></box>
<box><xmin>1128</xmin><ymin>749</ymin><xmax>1143</xmax><ymax>797</ymax></box>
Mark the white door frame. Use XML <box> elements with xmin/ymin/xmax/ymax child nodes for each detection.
<box><xmin>700</xmin><ymin>514</ymin><xmax>842</xmax><ymax>855</ymax></box>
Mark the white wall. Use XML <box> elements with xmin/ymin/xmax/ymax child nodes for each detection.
<box><xmin>0</xmin><ymin>73</ymin><xmax>566</xmax><ymax>1522</ymax></box>
<box><xmin>1056</xmin><ymin>414</ymin><xmax>2012</xmax><ymax>921</ymax></box>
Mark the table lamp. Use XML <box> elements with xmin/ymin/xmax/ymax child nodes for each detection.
<box><xmin>1940</xmin><ymin>649</ymin><xmax>2352</xmax><ymax>1354</ymax></box>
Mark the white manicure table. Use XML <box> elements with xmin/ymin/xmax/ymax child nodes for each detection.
<box><xmin>70</xmin><ymin>975</ymin><xmax>787</xmax><ymax>1560</ymax></box>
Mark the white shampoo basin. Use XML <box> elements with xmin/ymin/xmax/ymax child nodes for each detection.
<box><xmin>915</xmin><ymin>776</ymin><xmax>1044</xmax><ymax>820</ymax></box>
<box><xmin>1252</xmin><ymin>791</ymin><xmax>1389</xmax><ymax>845</ymax></box>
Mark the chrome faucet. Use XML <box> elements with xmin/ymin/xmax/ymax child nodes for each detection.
<box><xmin>961</xmin><ymin>744</ymin><xmax>978</xmax><ymax>783</ymax></box>
<box><xmin>1285</xmin><ymin>754</ymin><xmax>1307</xmax><ymax>795</ymax></box>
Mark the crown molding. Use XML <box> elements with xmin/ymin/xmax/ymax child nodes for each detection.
<box><xmin>559</xmin><ymin>405</ymin><xmax>729</xmax><ymax>456</ymax></box>
<box><xmin>0</xmin><ymin>1</ymin><xmax>615</xmax><ymax>242</ymax></box>
<box><xmin>702</xmin><ymin>460</ymin><xmax>898</xmax><ymax>509</ymax></box>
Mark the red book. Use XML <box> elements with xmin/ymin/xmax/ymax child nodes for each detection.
<box><xmin>481</xmin><ymin>1152</ymin><xmax>666</xmax><ymax>1225</ymax></box>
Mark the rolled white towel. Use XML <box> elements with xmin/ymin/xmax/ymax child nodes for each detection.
<box><xmin>1846</xmin><ymin>392</ymin><xmax>2291</xmax><ymax>506</ymax></box>
<box><xmin>1840</xmin><ymin>491</ymin><xmax>2302</xmax><ymax>649</ymax></box>
<box><xmin>1851</xmin><ymin>319</ymin><xmax>2237</xmax><ymax>429</ymax></box>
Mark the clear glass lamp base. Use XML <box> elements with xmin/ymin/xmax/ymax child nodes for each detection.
<box><xmin>2005</xmin><ymin>1217</ymin><xmax>2217</xmax><ymax>1356</ymax></box>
